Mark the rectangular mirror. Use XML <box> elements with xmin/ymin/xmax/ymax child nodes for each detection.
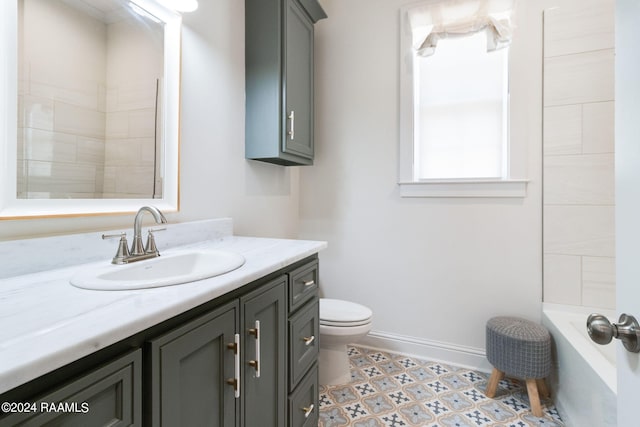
<box><xmin>0</xmin><ymin>0</ymin><xmax>180</xmax><ymax>218</ymax></box>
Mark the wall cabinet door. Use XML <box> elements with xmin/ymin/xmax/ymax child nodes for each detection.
<box><xmin>283</xmin><ymin>0</ymin><xmax>314</xmax><ymax>160</ymax></box>
<box><xmin>148</xmin><ymin>302</ymin><xmax>239</xmax><ymax>427</ymax></box>
<box><xmin>241</xmin><ymin>277</ymin><xmax>287</xmax><ymax>427</ymax></box>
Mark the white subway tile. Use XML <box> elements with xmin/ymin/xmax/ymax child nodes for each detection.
<box><xmin>582</xmin><ymin>256</ymin><xmax>616</xmax><ymax>309</ymax></box>
<box><xmin>128</xmin><ymin>109</ymin><xmax>156</xmax><ymax>138</ymax></box>
<box><xmin>543</xmin><ymin>254</ymin><xmax>582</xmax><ymax>305</ymax></box>
<box><xmin>25</xmin><ymin>160</ymin><xmax>97</xmax><ymax>194</ymax></box>
<box><xmin>544</xmin><ymin>154</ymin><xmax>614</xmax><ymax>205</ymax></box>
<box><xmin>115</xmin><ymin>80</ymin><xmax>158</xmax><ymax>111</ymax></box>
<box><xmin>583</xmin><ymin>101</ymin><xmax>614</xmax><ymax>154</ymax></box>
<box><xmin>22</xmin><ymin>129</ymin><xmax>77</xmax><ymax>163</ymax></box>
<box><xmin>23</xmin><ymin>95</ymin><xmax>54</xmax><ymax>131</ymax></box>
<box><xmin>115</xmin><ymin>166</ymin><xmax>155</xmax><ymax>196</ymax></box>
<box><xmin>139</xmin><ymin>137</ymin><xmax>157</xmax><ymax>166</ymax></box>
<box><xmin>76</xmin><ymin>137</ymin><xmax>106</xmax><ymax>164</ymax></box>
<box><xmin>104</xmin><ymin>138</ymin><xmax>141</xmax><ymax>166</ymax></box>
<box><xmin>543</xmin><ymin>0</ymin><xmax>614</xmax><ymax>58</ymax></box>
<box><xmin>544</xmin><ymin>49</ymin><xmax>614</xmax><ymax>106</ymax></box>
<box><xmin>544</xmin><ymin>205</ymin><xmax>614</xmax><ymax>257</ymax></box>
<box><xmin>543</xmin><ymin>105</ymin><xmax>582</xmax><ymax>155</ymax></box>
<box><xmin>54</xmin><ymin>102</ymin><xmax>105</xmax><ymax>139</ymax></box>
<box><xmin>105</xmin><ymin>111</ymin><xmax>129</xmax><ymax>139</ymax></box>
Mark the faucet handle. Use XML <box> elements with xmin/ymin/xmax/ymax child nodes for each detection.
<box><xmin>102</xmin><ymin>232</ymin><xmax>130</xmax><ymax>265</ymax></box>
<box><xmin>145</xmin><ymin>228</ymin><xmax>166</xmax><ymax>255</ymax></box>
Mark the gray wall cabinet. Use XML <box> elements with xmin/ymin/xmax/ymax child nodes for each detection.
<box><xmin>245</xmin><ymin>0</ymin><xmax>327</xmax><ymax>166</ymax></box>
<box><xmin>0</xmin><ymin>256</ymin><xmax>319</xmax><ymax>427</ymax></box>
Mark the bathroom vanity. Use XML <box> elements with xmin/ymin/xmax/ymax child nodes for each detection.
<box><xmin>0</xmin><ymin>219</ymin><xmax>325</xmax><ymax>426</ymax></box>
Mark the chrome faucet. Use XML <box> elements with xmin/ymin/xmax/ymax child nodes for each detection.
<box><xmin>103</xmin><ymin>206</ymin><xmax>168</xmax><ymax>264</ymax></box>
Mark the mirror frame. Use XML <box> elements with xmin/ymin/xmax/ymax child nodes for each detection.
<box><xmin>0</xmin><ymin>0</ymin><xmax>180</xmax><ymax>219</ymax></box>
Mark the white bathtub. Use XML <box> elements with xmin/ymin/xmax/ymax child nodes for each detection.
<box><xmin>542</xmin><ymin>303</ymin><xmax>617</xmax><ymax>427</ymax></box>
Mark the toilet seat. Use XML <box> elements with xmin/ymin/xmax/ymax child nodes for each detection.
<box><xmin>320</xmin><ymin>298</ymin><xmax>373</xmax><ymax>327</ymax></box>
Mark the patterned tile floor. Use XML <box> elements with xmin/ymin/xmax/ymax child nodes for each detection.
<box><xmin>318</xmin><ymin>346</ymin><xmax>564</xmax><ymax>427</ymax></box>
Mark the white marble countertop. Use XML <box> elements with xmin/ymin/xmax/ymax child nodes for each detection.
<box><xmin>0</xmin><ymin>226</ymin><xmax>326</xmax><ymax>394</ymax></box>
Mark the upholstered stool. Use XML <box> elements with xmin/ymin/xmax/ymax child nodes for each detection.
<box><xmin>485</xmin><ymin>316</ymin><xmax>551</xmax><ymax>417</ymax></box>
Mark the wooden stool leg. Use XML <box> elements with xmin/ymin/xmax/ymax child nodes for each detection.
<box><xmin>536</xmin><ymin>378</ymin><xmax>550</xmax><ymax>399</ymax></box>
<box><xmin>526</xmin><ymin>378</ymin><xmax>544</xmax><ymax>417</ymax></box>
<box><xmin>485</xmin><ymin>368</ymin><xmax>504</xmax><ymax>398</ymax></box>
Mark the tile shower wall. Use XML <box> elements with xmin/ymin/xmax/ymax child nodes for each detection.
<box><xmin>17</xmin><ymin>0</ymin><xmax>161</xmax><ymax>199</ymax></box>
<box><xmin>18</xmin><ymin>0</ymin><xmax>106</xmax><ymax>198</ymax></box>
<box><xmin>102</xmin><ymin>17</ymin><xmax>163</xmax><ymax>199</ymax></box>
<box><xmin>542</xmin><ymin>0</ymin><xmax>616</xmax><ymax>308</ymax></box>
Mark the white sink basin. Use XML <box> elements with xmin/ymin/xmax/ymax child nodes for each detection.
<box><xmin>70</xmin><ymin>249</ymin><xmax>246</xmax><ymax>290</ymax></box>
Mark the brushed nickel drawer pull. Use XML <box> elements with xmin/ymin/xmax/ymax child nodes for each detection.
<box><xmin>226</xmin><ymin>334</ymin><xmax>241</xmax><ymax>398</ymax></box>
<box><xmin>301</xmin><ymin>403</ymin><xmax>315</xmax><ymax>418</ymax></box>
<box><xmin>303</xmin><ymin>279</ymin><xmax>315</xmax><ymax>287</ymax></box>
<box><xmin>302</xmin><ymin>335</ymin><xmax>315</xmax><ymax>346</ymax></box>
<box><xmin>288</xmin><ymin>110</ymin><xmax>295</xmax><ymax>140</ymax></box>
<box><xmin>248</xmin><ymin>320</ymin><xmax>261</xmax><ymax>377</ymax></box>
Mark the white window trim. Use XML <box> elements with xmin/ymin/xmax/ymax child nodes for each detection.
<box><xmin>398</xmin><ymin>2</ymin><xmax>528</xmax><ymax>198</ymax></box>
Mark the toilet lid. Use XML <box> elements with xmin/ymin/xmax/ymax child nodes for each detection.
<box><xmin>320</xmin><ymin>298</ymin><xmax>373</xmax><ymax>325</ymax></box>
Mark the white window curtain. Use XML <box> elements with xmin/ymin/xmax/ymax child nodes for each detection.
<box><xmin>408</xmin><ymin>0</ymin><xmax>516</xmax><ymax>57</ymax></box>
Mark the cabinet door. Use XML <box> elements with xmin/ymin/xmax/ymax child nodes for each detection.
<box><xmin>0</xmin><ymin>350</ymin><xmax>141</xmax><ymax>427</ymax></box>
<box><xmin>148</xmin><ymin>302</ymin><xmax>239</xmax><ymax>427</ymax></box>
<box><xmin>241</xmin><ymin>277</ymin><xmax>287</xmax><ymax>427</ymax></box>
<box><xmin>284</xmin><ymin>0</ymin><xmax>314</xmax><ymax>160</ymax></box>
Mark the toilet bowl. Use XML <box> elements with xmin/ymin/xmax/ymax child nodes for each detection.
<box><xmin>319</xmin><ymin>298</ymin><xmax>373</xmax><ymax>385</ymax></box>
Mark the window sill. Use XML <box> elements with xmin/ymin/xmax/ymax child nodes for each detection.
<box><xmin>398</xmin><ymin>179</ymin><xmax>528</xmax><ymax>198</ymax></box>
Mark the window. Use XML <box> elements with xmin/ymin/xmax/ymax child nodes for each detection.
<box><xmin>399</xmin><ymin>0</ymin><xmax>527</xmax><ymax>197</ymax></box>
<box><xmin>414</xmin><ymin>31</ymin><xmax>508</xmax><ymax>179</ymax></box>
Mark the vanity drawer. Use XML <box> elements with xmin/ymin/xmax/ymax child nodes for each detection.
<box><xmin>288</xmin><ymin>260</ymin><xmax>318</xmax><ymax>313</ymax></box>
<box><xmin>0</xmin><ymin>349</ymin><xmax>141</xmax><ymax>427</ymax></box>
<box><xmin>288</xmin><ymin>364</ymin><xmax>319</xmax><ymax>427</ymax></box>
<box><xmin>288</xmin><ymin>299</ymin><xmax>319</xmax><ymax>389</ymax></box>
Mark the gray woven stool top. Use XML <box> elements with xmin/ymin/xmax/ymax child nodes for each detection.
<box><xmin>486</xmin><ymin>316</ymin><xmax>551</xmax><ymax>379</ymax></box>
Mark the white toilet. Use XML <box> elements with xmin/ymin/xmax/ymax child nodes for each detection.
<box><xmin>319</xmin><ymin>298</ymin><xmax>373</xmax><ymax>385</ymax></box>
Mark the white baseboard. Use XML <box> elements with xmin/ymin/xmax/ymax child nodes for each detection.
<box><xmin>358</xmin><ymin>330</ymin><xmax>493</xmax><ymax>373</ymax></box>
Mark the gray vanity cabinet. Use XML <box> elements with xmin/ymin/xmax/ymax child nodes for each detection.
<box><xmin>148</xmin><ymin>302</ymin><xmax>239</xmax><ymax>427</ymax></box>
<box><xmin>0</xmin><ymin>255</ymin><xmax>320</xmax><ymax>427</ymax></box>
<box><xmin>245</xmin><ymin>0</ymin><xmax>326</xmax><ymax>166</ymax></box>
<box><xmin>148</xmin><ymin>277</ymin><xmax>288</xmax><ymax>427</ymax></box>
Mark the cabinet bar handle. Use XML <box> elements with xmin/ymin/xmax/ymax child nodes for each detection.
<box><xmin>226</xmin><ymin>334</ymin><xmax>241</xmax><ymax>398</ymax></box>
<box><xmin>303</xmin><ymin>279</ymin><xmax>315</xmax><ymax>287</ymax></box>
<box><xmin>288</xmin><ymin>110</ymin><xmax>295</xmax><ymax>140</ymax></box>
<box><xmin>248</xmin><ymin>320</ymin><xmax>261</xmax><ymax>378</ymax></box>
<box><xmin>301</xmin><ymin>404</ymin><xmax>315</xmax><ymax>418</ymax></box>
<box><xmin>302</xmin><ymin>335</ymin><xmax>315</xmax><ymax>346</ymax></box>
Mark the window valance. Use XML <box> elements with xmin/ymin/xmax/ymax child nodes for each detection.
<box><xmin>407</xmin><ymin>0</ymin><xmax>516</xmax><ymax>57</ymax></box>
